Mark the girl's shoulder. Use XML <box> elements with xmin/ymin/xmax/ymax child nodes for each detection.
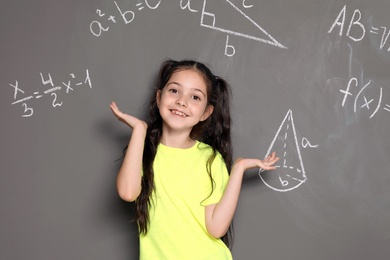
<box><xmin>196</xmin><ymin>140</ymin><xmax>210</xmax><ymax>149</ymax></box>
<box><xmin>196</xmin><ymin>141</ymin><xmax>222</xmax><ymax>158</ymax></box>
<box><xmin>196</xmin><ymin>140</ymin><xmax>214</xmax><ymax>152</ymax></box>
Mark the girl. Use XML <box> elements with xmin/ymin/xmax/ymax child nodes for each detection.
<box><xmin>110</xmin><ymin>59</ymin><xmax>278</xmax><ymax>259</ymax></box>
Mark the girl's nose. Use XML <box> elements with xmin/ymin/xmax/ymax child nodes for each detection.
<box><xmin>176</xmin><ymin>97</ymin><xmax>187</xmax><ymax>107</ymax></box>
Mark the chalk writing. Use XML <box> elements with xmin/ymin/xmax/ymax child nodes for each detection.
<box><xmin>90</xmin><ymin>1</ymin><xmax>286</xmax><ymax>56</ymax></box>
<box><xmin>90</xmin><ymin>0</ymin><xmax>160</xmax><ymax>37</ymax></box>
<box><xmin>201</xmin><ymin>0</ymin><xmax>287</xmax><ymax>56</ymax></box>
<box><xmin>180</xmin><ymin>0</ymin><xmax>198</xmax><ymax>13</ymax></box>
<box><xmin>9</xmin><ymin>69</ymin><xmax>92</xmax><ymax>118</ymax></box>
<box><xmin>328</xmin><ymin>5</ymin><xmax>390</xmax><ymax>53</ymax></box>
<box><xmin>242</xmin><ymin>0</ymin><xmax>253</xmax><ymax>9</ymax></box>
<box><xmin>301</xmin><ymin>137</ymin><xmax>319</xmax><ymax>149</ymax></box>
<box><xmin>339</xmin><ymin>77</ymin><xmax>389</xmax><ymax>119</ymax></box>
<box><xmin>259</xmin><ymin>110</ymin><xmax>308</xmax><ymax>192</ymax></box>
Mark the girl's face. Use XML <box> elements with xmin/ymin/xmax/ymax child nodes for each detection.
<box><xmin>156</xmin><ymin>69</ymin><xmax>214</xmax><ymax>134</ymax></box>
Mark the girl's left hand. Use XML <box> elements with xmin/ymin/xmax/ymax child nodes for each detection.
<box><xmin>232</xmin><ymin>152</ymin><xmax>279</xmax><ymax>172</ymax></box>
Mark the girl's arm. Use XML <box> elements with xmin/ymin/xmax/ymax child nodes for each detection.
<box><xmin>110</xmin><ymin>102</ymin><xmax>147</xmax><ymax>202</ymax></box>
<box><xmin>205</xmin><ymin>153</ymin><xmax>279</xmax><ymax>238</ymax></box>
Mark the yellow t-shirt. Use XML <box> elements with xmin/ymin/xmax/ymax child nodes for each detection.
<box><xmin>140</xmin><ymin>141</ymin><xmax>232</xmax><ymax>260</ymax></box>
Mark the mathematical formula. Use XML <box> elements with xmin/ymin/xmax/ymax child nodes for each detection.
<box><xmin>89</xmin><ymin>0</ymin><xmax>160</xmax><ymax>37</ymax></box>
<box><xmin>328</xmin><ymin>5</ymin><xmax>390</xmax><ymax>120</ymax></box>
<box><xmin>328</xmin><ymin>5</ymin><xmax>390</xmax><ymax>53</ymax></box>
<box><xmin>9</xmin><ymin>70</ymin><xmax>92</xmax><ymax>118</ymax></box>
<box><xmin>89</xmin><ymin>0</ymin><xmax>287</xmax><ymax>56</ymax></box>
<box><xmin>339</xmin><ymin>77</ymin><xmax>389</xmax><ymax>119</ymax></box>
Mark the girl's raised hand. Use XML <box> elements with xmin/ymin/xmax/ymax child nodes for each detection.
<box><xmin>232</xmin><ymin>152</ymin><xmax>279</xmax><ymax>172</ymax></box>
<box><xmin>109</xmin><ymin>102</ymin><xmax>147</xmax><ymax>130</ymax></box>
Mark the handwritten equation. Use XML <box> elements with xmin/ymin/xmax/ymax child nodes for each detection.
<box><xmin>9</xmin><ymin>69</ymin><xmax>92</xmax><ymax>118</ymax></box>
<box><xmin>328</xmin><ymin>5</ymin><xmax>390</xmax><ymax>53</ymax></box>
<box><xmin>327</xmin><ymin>4</ymin><xmax>390</xmax><ymax>120</ymax></box>
<box><xmin>89</xmin><ymin>0</ymin><xmax>160</xmax><ymax>37</ymax></box>
<box><xmin>89</xmin><ymin>0</ymin><xmax>287</xmax><ymax>56</ymax></box>
<box><xmin>339</xmin><ymin>77</ymin><xmax>389</xmax><ymax>119</ymax></box>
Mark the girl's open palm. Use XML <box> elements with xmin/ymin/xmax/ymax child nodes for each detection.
<box><xmin>233</xmin><ymin>152</ymin><xmax>279</xmax><ymax>172</ymax></box>
<box><xmin>109</xmin><ymin>102</ymin><xmax>147</xmax><ymax>130</ymax></box>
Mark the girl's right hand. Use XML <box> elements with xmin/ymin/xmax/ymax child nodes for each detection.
<box><xmin>109</xmin><ymin>102</ymin><xmax>147</xmax><ymax>130</ymax></box>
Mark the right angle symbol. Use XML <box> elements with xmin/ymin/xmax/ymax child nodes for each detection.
<box><xmin>259</xmin><ymin>110</ymin><xmax>307</xmax><ymax>192</ymax></box>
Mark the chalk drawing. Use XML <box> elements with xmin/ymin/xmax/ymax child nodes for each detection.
<box><xmin>339</xmin><ymin>77</ymin><xmax>388</xmax><ymax>119</ymax></box>
<box><xmin>302</xmin><ymin>137</ymin><xmax>319</xmax><ymax>148</ymax></box>
<box><xmin>259</xmin><ymin>110</ymin><xmax>307</xmax><ymax>192</ymax></box>
<box><xmin>9</xmin><ymin>69</ymin><xmax>92</xmax><ymax>118</ymax></box>
<box><xmin>242</xmin><ymin>0</ymin><xmax>253</xmax><ymax>9</ymax></box>
<box><xmin>201</xmin><ymin>0</ymin><xmax>287</xmax><ymax>49</ymax></box>
<box><xmin>180</xmin><ymin>0</ymin><xmax>198</xmax><ymax>13</ymax></box>
<box><xmin>90</xmin><ymin>0</ymin><xmax>161</xmax><ymax>37</ymax></box>
<box><xmin>329</xmin><ymin>5</ymin><xmax>390</xmax><ymax>53</ymax></box>
<box><xmin>90</xmin><ymin>1</ymin><xmax>286</xmax><ymax>56</ymax></box>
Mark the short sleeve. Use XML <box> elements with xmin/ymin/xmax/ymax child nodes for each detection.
<box><xmin>201</xmin><ymin>152</ymin><xmax>229</xmax><ymax>206</ymax></box>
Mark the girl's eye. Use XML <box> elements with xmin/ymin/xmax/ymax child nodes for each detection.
<box><xmin>169</xmin><ymin>88</ymin><xmax>178</xmax><ymax>94</ymax></box>
<box><xmin>192</xmin><ymin>95</ymin><xmax>201</xmax><ymax>101</ymax></box>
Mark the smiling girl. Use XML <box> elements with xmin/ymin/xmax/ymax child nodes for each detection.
<box><xmin>110</xmin><ymin>59</ymin><xmax>278</xmax><ymax>259</ymax></box>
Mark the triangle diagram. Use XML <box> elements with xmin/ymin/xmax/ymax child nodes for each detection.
<box><xmin>259</xmin><ymin>110</ymin><xmax>307</xmax><ymax>192</ymax></box>
<box><xmin>200</xmin><ymin>0</ymin><xmax>287</xmax><ymax>49</ymax></box>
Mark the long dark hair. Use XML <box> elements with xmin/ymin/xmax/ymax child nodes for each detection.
<box><xmin>137</xmin><ymin>59</ymin><xmax>233</xmax><ymax>248</ymax></box>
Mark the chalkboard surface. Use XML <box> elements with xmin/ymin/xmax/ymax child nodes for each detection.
<box><xmin>1</xmin><ymin>1</ymin><xmax>389</xmax><ymax>259</ymax></box>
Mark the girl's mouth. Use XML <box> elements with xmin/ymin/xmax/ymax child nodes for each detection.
<box><xmin>170</xmin><ymin>109</ymin><xmax>187</xmax><ymax>117</ymax></box>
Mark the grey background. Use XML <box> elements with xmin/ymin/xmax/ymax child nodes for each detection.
<box><xmin>1</xmin><ymin>0</ymin><xmax>389</xmax><ymax>259</ymax></box>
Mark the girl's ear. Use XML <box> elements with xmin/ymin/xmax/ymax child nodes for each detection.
<box><xmin>156</xmin><ymin>90</ymin><xmax>161</xmax><ymax>108</ymax></box>
<box><xmin>200</xmin><ymin>105</ymin><xmax>214</xmax><ymax>121</ymax></box>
